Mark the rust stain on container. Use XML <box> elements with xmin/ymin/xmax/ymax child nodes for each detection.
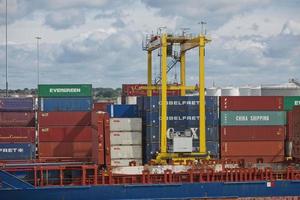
<box><xmin>0</xmin><ymin>127</ymin><xmax>35</xmax><ymax>143</ymax></box>
<box><xmin>38</xmin><ymin>126</ymin><xmax>92</xmax><ymax>142</ymax></box>
<box><xmin>0</xmin><ymin>112</ymin><xmax>35</xmax><ymax>127</ymax></box>
<box><xmin>220</xmin><ymin>96</ymin><xmax>284</xmax><ymax>111</ymax></box>
<box><xmin>221</xmin><ymin>141</ymin><xmax>284</xmax><ymax>156</ymax></box>
<box><xmin>222</xmin><ymin>156</ymin><xmax>285</xmax><ymax>163</ymax></box>
<box><xmin>221</xmin><ymin>126</ymin><xmax>285</xmax><ymax>141</ymax></box>
<box><xmin>38</xmin><ymin>112</ymin><xmax>91</xmax><ymax>126</ymax></box>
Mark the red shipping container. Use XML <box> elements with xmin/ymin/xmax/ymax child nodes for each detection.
<box><xmin>122</xmin><ymin>84</ymin><xmax>180</xmax><ymax>97</ymax></box>
<box><xmin>91</xmin><ymin>112</ymin><xmax>110</xmax><ymax>166</ymax></box>
<box><xmin>0</xmin><ymin>112</ymin><xmax>35</xmax><ymax>127</ymax></box>
<box><xmin>93</xmin><ymin>102</ymin><xmax>113</xmax><ymax>112</ymax></box>
<box><xmin>38</xmin><ymin>142</ymin><xmax>92</xmax><ymax>158</ymax></box>
<box><xmin>292</xmin><ymin>137</ymin><xmax>300</xmax><ymax>159</ymax></box>
<box><xmin>221</xmin><ymin>126</ymin><xmax>285</xmax><ymax>141</ymax></box>
<box><xmin>0</xmin><ymin>127</ymin><xmax>35</xmax><ymax>143</ymax></box>
<box><xmin>39</xmin><ymin>126</ymin><xmax>92</xmax><ymax>142</ymax></box>
<box><xmin>221</xmin><ymin>141</ymin><xmax>284</xmax><ymax>157</ymax></box>
<box><xmin>287</xmin><ymin>111</ymin><xmax>294</xmax><ymax>141</ymax></box>
<box><xmin>38</xmin><ymin>112</ymin><xmax>91</xmax><ymax>126</ymax></box>
<box><xmin>220</xmin><ymin>96</ymin><xmax>284</xmax><ymax>111</ymax></box>
<box><xmin>222</xmin><ymin>156</ymin><xmax>284</xmax><ymax>163</ymax></box>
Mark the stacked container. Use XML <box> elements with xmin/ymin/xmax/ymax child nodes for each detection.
<box><xmin>122</xmin><ymin>84</ymin><xmax>180</xmax><ymax>104</ymax></box>
<box><xmin>220</xmin><ymin>96</ymin><xmax>286</xmax><ymax>163</ymax></box>
<box><xmin>0</xmin><ymin>98</ymin><xmax>35</xmax><ymax>161</ymax></box>
<box><xmin>110</xmin><ymin>118</ymin><xmax>142</xmax><ymax>166</ymax></box>
<box><xmin>285</xmin><ymin>96</ymin><xmax>300</xmax><ymax>158</ymax></box>
<box><xmin>137</xmin><ymin>96</ymin><xmax>219</xmax><ymax>164</ymax></box>
<box><xmin>37</xmin><ymin>84</ymin><xmax>93</xmax><ymax>161</ymax></box>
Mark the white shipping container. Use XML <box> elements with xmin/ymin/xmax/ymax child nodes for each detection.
<box><xmin>173</xmin><ymin>137</ymin><xmax>193</xmax><ymax>152</ymax></box>
<box><xmin>110</xmin><ymin>118</ymin><xmax>142</xmax><ymax>131</ymax></box>
<box><xmin>111</xmin><ymin>145</ymin><xmax>142</xmax><ymax>159</ymax></box>
<box><xmin>111</xmin><ymin>159</ymin><xmax>142</xmax><ymax>167</ymax></box>
<box><xmin>125</xmin><ymin>96</ymin><xmax>137</xmax><ymax>105</ymax></box>
<box><xmin>110</xmin><ymin>132</ymin><xmax>142</xmax><ymax>145</ymax></box>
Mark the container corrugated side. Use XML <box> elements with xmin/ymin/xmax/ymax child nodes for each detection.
<box><xmin>110</xmin><ymin>132</ymin><xmax>142</xmax><ymax>145</ymax></box>
<box><xmin>0</xmin><ymin>98</ymin><xmax>34</xmax><ymax>111</ymax></box>
<box><xmin>110</xmin><ymin>118</ymin><xmax>142</xmax><ymax>131</ymax></box>
<box><xmin>220</xmin><ymin>111</ymin><xmax>286</xmax><ymax>126</ymax></box>
<box><xmin>0</xmin><ymin>143</ymin><xmax>35</xmax><ymax>160</ymax></box>
<box><xmin>38</xmin><ymin>84</ymin><xmax>92</xmax><ymax>97</ymax></box>
<box><xmin>39</xmin><ymin>97</ymin><xmax>92</xmax><ymax>112</ymax></box>
<box><xmin>38</xmin><ymin>126</ymin><xmax>92</xmax><ymax>142</ymax></box>
<box><xmin>220</xmin><ymin>126</ymin><xmax>285</xmax><ymax>141</ymax></box>
<box><xmin>38</xmin><ymin>142</ymin><xmax>92</xmax><ymax>158</ymax></box>
<box><xmin>220</xmin><ymin>96</ymin><xmax>283</xmax><ymax>111</ymax></box>
<box><xmin>110</xmin><ymin>145</ymin><xmax>142</xmax><ymax>159</ymax></box>
<box><xmin>284</xmin><ymin>96</ymin><xmax>300</xmax><ymax>111</ymax></box>
<box><xmin>107</xmin><ymin>105</ymin><xmax>139</xmax><ymax>118</ymax></box>
<box><xmin>0</xmin><ymin>112</ymin><xmax>35</xmax><ymax>127</ymax></box>
<box><xmin>38</xmin><ymin>112</ymin><xmax>91</xmax><ymax>126</ymax></box>
<box><xmin>221</xmin><ymin>141</ymin><xmax>284</xmax><ymax>156</ymax></box>
<box><xmin>0</xmin><ymin>127</ymin><xmax>35</xmax><ymax>143</ymax></box>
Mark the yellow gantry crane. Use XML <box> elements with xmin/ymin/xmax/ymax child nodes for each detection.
<box><xmin>143</xmin><ymin>32</ymin><xmax>211</xmax><ymax>164</ymax></box>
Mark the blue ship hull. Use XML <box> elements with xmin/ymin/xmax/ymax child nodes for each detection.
<box><xmin>1</xmin><ymin>181</ymin><xmax>300</xmax><ymax>200</ymax></box>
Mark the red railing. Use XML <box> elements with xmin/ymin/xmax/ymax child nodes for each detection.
<box><xmin>3</xmin><ymin>164</ymin><xmax>300</xmax><ymax>187</ymax></box>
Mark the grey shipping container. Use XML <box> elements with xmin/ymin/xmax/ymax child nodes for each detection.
<box><xmin>0</xmin><ymin>143</ymin><xmax>35</xmax><ymax>160</ymax></box>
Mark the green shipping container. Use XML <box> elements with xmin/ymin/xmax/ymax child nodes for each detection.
<box><xmin>284</xmin><ymin>96</ymin><xmax>300</xmax><ymax>110</ymax></box>
<box><xmin>221</xmin><ymin>111</ymin><xmax>286</xmax><ymax>126</ymax></box>
<box><xmin>38</xmin><ymin>84</ymin><xmax>92</xmax><ymax>97</ymax></box>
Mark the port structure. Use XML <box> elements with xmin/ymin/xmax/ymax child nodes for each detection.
<box><xmin>142</xmin><ymin>32</ymin><xmax>211</xmax><ymax>164</ymax></box>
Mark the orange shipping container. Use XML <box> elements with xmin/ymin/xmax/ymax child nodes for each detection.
<box><xmin>221</xmin><ymin>141</ymin><xmax>284</xmax><ymax>157</ymax></box>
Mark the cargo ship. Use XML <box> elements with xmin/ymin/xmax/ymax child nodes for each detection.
<box><xmin>1</xmin><ymin>33</ymin><xmax>300</xmax><ymax>200</ymax></box>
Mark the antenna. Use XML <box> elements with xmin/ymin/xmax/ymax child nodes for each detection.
<box><xmin>198</xmin><ymin>21</ymin><xmax>207</xmax><ymax>35</ymax></box>
<box><xmin>5</xmin><ymin>0</ymin><xmax>8</xmax><ymax>97</ymax></box>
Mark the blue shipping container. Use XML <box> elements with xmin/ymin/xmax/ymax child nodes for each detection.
<box><xmin>137</xmin><ymin>96</ymin><xmax>218</xmax><ymax>112</ymax></box>
<box><xmin>107</xmin><ymin>105</ymin><xmax>139</xmax><ymax>118</ymax></box>
<box><xmin>0</xmin><ymin>98</ymin><xmax>34</xmax><ymax>111</ymax></box>
<box><xmin>143</xmin><ymin>109</ymin><xmax>219</xmax><ymax>126</ymax></box>
<box><xmin>39</xmin><ymin>98</ymin><xmax>92</xmax><ymax>112</ymax></box>
<box><xmin>0</xmin><ymin>143</ymin><xmax>35</xmax><ymax>160</ymax></box>
<box><xmin>144</xmin><ymin>125</ymin><xmax>219</xmax><ymax>143</ymax></box>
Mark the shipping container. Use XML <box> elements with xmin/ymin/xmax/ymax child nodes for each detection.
<box><xmin>220</xmin><ymin>126</ymin><xmax>285</xmax><ymax>141</ymax></box>
<box><xmin>38</xmin><ymin>142</ymin><xmax>92</xmax><ymax>158</ymax></box>
<box><xmin>220</xmin><ymin>111</ymin><xmax>286</xmax><ymax>126</ymax></box>
<box><xmin>0</xmin><ymin>98</ymin><xmax>34</xmax><ymax>111</ymax></box>
<box><xmin>110</xmin><ymin>132</ymin><xmax>142</xmax><ymax>145</ymax></box>
<box><xmin>38</xmin><ymin>112</ymin><xmax>91</xmax><ymax>126</ymax></box>
<box><xmin>38</xmin><ymin>84</ymin><xmax>92</xmax><ymax>97</ymax></box>
<box><xmin>0</xmin><ymin>112</ymin><xmax>35</xmax><ymax>127</ymax></box>
<box><xmin>110</xmin><ymin>118</ymin><xmax>142</xmax><ymax>132</ymax></box>
<box><xmin>292</xmin><ymin>137</ymin><xmax>300</xmax><ymax>159</ymax></box>
<box><xmin>221</xmin><ymin>141</ymin><xmax>284</xmax><ymax>156</ymax></box>
<box><xmin>91</xmin><ymin>112</ymin><xmax>111</xmax><ymax>166</ymax></box>
<box><xmin>220</xmin><ymin>96</ymin><xmax>283</xmax><ymax>111</ymax></box>
<box><xmin>143</xmin><ymin>109</ymin><xmax>219</xmax><ymax>127</ymax></box>
<box><xmin>125</xmin><ymin>96</ymin><xmax>137</xmax><ymax>105</ymax></box>
<box><xmin>107</xmin><ymin>105</ymin><xmax>139</xmax><ymax>118</ymax></box>
<box><xmin>39</xmin><ymin>97</ymin><xmax>92</xmax><ymax>112</ymax></box>
<box><xmin>93</xmin><ymin>102</ymin><xmax>112</xmax><ymax>112</ymax></box>
<box><xmin>0</xmin><ymin>143</ymin><xmax>35</xmax><ymax>160</ymax></box>
<box><xmin>287</xmin><ymin>111</ymin><xmax>293</xmax><ymax>141</ymax></box>
<box><xmin>111</xmin><ymin>145</ymin><xmax>142</xmax><ymax>159</ymax></box>
<box><xmin>284</xmin><ymin>96</ymin><xmax>300</xmax><ymax>110</ymax></box>
<box><xmin>111</xmin><ymin>159</ymin><xmax>142</xmax><ymax>167</ymax></box>
<box><xmin>137</xmin><ymin>96</ymin><xmax>218</xmax><ymax>112</ymax></box>
<box><xmin>144</xmin><ymin>125</ymin><xmax>219</xmax><ymax>143</ymax></box>
<box><xmin>122</xmin><ymin>84</ymin><xmax>180</xmax><ymax>97</ymax></box>
<box><xmin>0</xmin><ymin>127</ymin><xmax>35</xmax><ymax>143</ymax></box>
<box><xmin>38</xmin><ymin>126</ymin><xmax>92</xmax><ymax>142</ymax></box>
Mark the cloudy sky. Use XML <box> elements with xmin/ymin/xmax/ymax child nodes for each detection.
<box><xmin>0</xmin><ymin>0</ymin><xmax>299</xmax><ymax>89</ymax></box>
